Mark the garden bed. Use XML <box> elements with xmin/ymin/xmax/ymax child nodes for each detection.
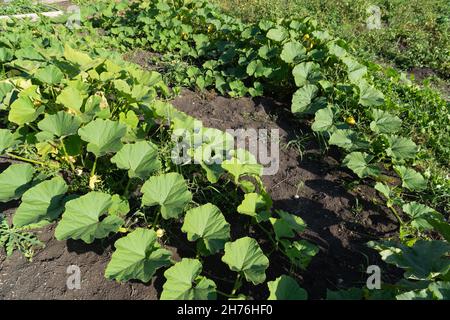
<box><xmin>0</xmin><ymin>89</ymin><xmax>401</xmax><ymax>299</ymax></box>
<box><xmin>0</xmin><ymin>0</ymin><xmax>63</xmax><ymax>21</ymax></box>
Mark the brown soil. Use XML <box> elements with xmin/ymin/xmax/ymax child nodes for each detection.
<box><xmin>0</xmin><ymin>87</ymin><xmax>402</xmax><ymax>299</ymax></box>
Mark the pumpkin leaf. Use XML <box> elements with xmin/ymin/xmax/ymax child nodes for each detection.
<box><xmin>105</xmin><ymin>228</ymin><xmax>172</xmax><ymax>282</ymax></box>
<box><xmin>110</xmin><ymin>141</ymin><xmax>161</xmax><ymax>180</ymax></box>
<box><xmin>37</xmin><ymin>111</ymin><xmax>82</xmax><ymax>138</ymax></box>
<box><xmin>161</xmin><ymin>258</ymin><xmax>216</xmax><ymax>300</ymax></box>
<box><xmin>0</xmin><ymin>164</ymin><xmax>35</xmax><ymax>202</ymax></box>
<box><xmin>221</xmin><ymin>237</ymin><xmax>269</xmax><ymax>285</ymax></box>
<box><xmin>55</xmin><ymin>192</ymin><xmax>124</xmax><ymax>244</ymax></box>
<box><xmin>78</xmin><ymin>119</ymin><xmax>127</xmax><ymax>157</ymax></box>
<box><xmin>267</xmin><ymin>275</ymin><xmax>307</xmax><ymax>300</ymax></box>
<box><xmin>13</xmin><ymin>176</ymin><xmax>68</xmax><ymax>227</ymax></box>
<box><xmin>181</xmin><ymin>203</ymin><xmax>230</xmax><ymax>254</ymax></box>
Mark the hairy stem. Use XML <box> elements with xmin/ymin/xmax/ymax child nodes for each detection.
<box><xmin>90</xmin><ymin>156</ymin><xmax>98</xmax><ymax>177</ymax></box>
<box><xmin>61</xmin><ymin>138</ymin><xmax>75</xmax><ymax>172</ymax></box>
<box><xmin>5</xmin><ymin>153</ymin><xmax>47</xmax><ymax>167</ymax></box>
<box><xmin>231</xmin><ymin>273</ymin><xmax>242</xmax><ymax>296</ymax></box>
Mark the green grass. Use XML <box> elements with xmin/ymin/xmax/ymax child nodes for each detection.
<box><xmin>371</xmin><ymin>67</ymin><xmax>450</xmax><ymax>211</ymax></box>
<box><xmin>214</xmin><ymin>0</ymin><xmax>450</xmax><ymax>82</ymax></box>
<box><xmin>0</xmin><ymin>0</ymin><xmax>55</xmax><ymax>15</ymax></box>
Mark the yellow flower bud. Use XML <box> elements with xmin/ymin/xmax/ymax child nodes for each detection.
<box><xmin>346</xmin><ymin>116</ymin><xmax>356</xmax><ymax>125</ymax></box>
<box><xmin>156</xmin><ymin>228</ymin><xmax>165</xmax><ymax>238</ymax></box>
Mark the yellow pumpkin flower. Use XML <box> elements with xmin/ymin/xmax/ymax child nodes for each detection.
<box><xmin>346</xmin><ymin>116</ymin><xmax>356</xmax><ymax>125</ymax></box>
<box><xmin>89</xmin><ymin>175</ymin><xmax>101</xmax><ymax>190</ymax></box>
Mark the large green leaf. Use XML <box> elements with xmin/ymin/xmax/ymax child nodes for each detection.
<box><xmin>221</xmin><ymin>237</ymin><xmax>269</xmax><ymax>285</ymax></box>
<box><xmin>291</xmin><ymin>84</ymin><xmax>318</xmax><ymax>114</ymax></box>
<box><xmin>386</xmin><ymin>136</ymin><xmax>417</xmax><ymax>161</ymax></box>
<box><xmin>0</xmin><ymin>81</ymin><xmax>14</xmax><ymax>104</ymax></box>
<box><xmin>141</xmin><ymin>172</ymin><xmax>192</xmax><ymax>219</ymax></box>
<box><xmin>108</xmin><ymin>194</ymin><xmax>130</xmax><ymax>217</ymax></box>
<box><xmin>270</xmin><ymin>210</ymin><xmax>306</xmax><ymax>240</ymax></box>
<box><xmin>370</xmin><ymin>109</ymin><xmax>402</xmax><ymax>134</ymax></box>
<box><xmin>15</xmin><ymin>47</ymin><xmax>44</xmax><ymax>61</ymax></box>
<box><xmin>329</xmin><ymin>129</ymin><xmax>369</xmax><ymax>151</ymax></box>
<box><xmin>267</xmin><ymin>275</ymin><xmax>307</xmax><ymax>300</ymax></box>
<box><xmin>221</xmin><ymin>149</ymin><xmax>263</xmax><ymax>186</ymax></box>
<box><xmin>396</xmin><ymin>282</ymin><xmax>450</xmax><ymax>300</ymax></box>
<box><xmin>402</xmin><ymin>202</ymin><xmax>443</xmax><ymax>231</ymax></box>
<box><xmin>358</xmin><ymin>80</ymin><xmax>384</xmax><ymax>106</ymax></box>
<box><xmin>37</xmin><ymin>111</ymin><xmax>81</xmax><ymax>138</ymax></box>
<box><xmin>426</xmin><ymin>219</ymin><xmax>450</xmax><ymax>243</ymax></box>
<box><xmin>368</xmin><ymin>240</ymin><xmax>450</xmax><ymax>280</ymax></box>
<box><xmin>110</xmin><ymin>141</ymin><xmax>161</xmax><ymax>180</ymax></box>
<box><xmin>374</xmin><ymin>182</ymin><xmax>394</xmax><ymax>199</ymax></box>
<box><xmin>78</xmin><ymin>119</ymin><xmax>127</xmax><ymax>157</ymax></box>
<box><xmin>8</xmin><ymin>96</ymin><xmax>44</xmax><ymax>126</ymax></box>
<box><xmin>0</xmin><ymin>48</ymin><xmax>14</xmax><ymax>63</ymax></box>
<box><xmin>0</xmin><ymin>129</ymin><xmax>16</xmax><ymax>154</ymax></box>
<box><xmin>129</xmin><ymin>68</ymin><xmax>162</xmax><ymax>86</ymax></box>
<box><xmin>55</xmin><ymin>192</ymin><xmax>124</xmax><ymax>244</ymax></box>
<box><xmin>311</xmin><ymin>107</ymin><xmax>334</xmax><ymax>132</ymax></box>
<box><xmin>0</xmin><ymin>164</ymin><xmax>34</xmax><ymax>202</ymax></box>
<box><xmin>237</xmin><ymin>193</ymin><xmax>270</xmax><ymax>218</ymax></box>
<box><xmin>181</xmin><ymin>203</ymin><xmax>230</xmax><ymax>254</ymax></box>
<box><xmin>63</xmin><ymin>45</ymin><xmax>96</xmax><ymax>70</ymax></box>
<box><xmin>191</xmin><ymin>127</ymin><xmax>234</xmax><ymax>165</ymax></box>
<box><xmin>34</xmin><ymin>65</ymin><xmax>64</xmax><ymax>85</ymax></box>
<box><xmin>428</xmin><ymin>282</ymin><xmax>450</xmax><ymax>300</ymax></box>
<box><xmin>13</xmin><ymin>176</ymin><xmax>68</xmax><ymax>227</ymax></box>
<box><xmin>161</xmin><ymin>258</ymin><xmax>217</xmax><ymax>300</ymax></box>
<box><xmin>246</xmin><ymin>60</ymin><xmax>271</xmax><ymax>78</ymax></box>
<box><xmin>396</xmin><ymin>289</ymin><xmax>431</xmax><ymax>300</ymax></box>
<box><xmin>56</xmin><ymin>86</ymin><xmax>85</xmax><ymax>115</ymax></box>
<box><xmin>105</xmin><ymin>228</ymin><xmax>172</xmax><ymax>282</ymax></box>
<box><xmin>280</xmin><ymin>41</ymin><xmax>305</xmax><ymax>63</ymax></box>
<box><xmin>394</xmin><ymin>166</ymin><xmax>427</xmax><ymax>191</ymax></box>
<box><xmin>292</xmin><ymin>62</ymin><xmax>321</xmax><ymax>87</ymax></box>
<box><xmin>341</xmin><ymin>57</ymin><xmax>367</xmax><ymax>83</ymax></box>
<box><xmin>343</xmin><ymin>152</ymin><xmax>380</xmax><ymax>178</ymax></box>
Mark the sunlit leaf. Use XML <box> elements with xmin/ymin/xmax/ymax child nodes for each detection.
<box><xmin>222</xmin><ymin>237</ymin><xmax>269</xmax><ymax>285</ymax></box>
<box><xmin>55</xmin><ymin>192</ymin><xmax>124</xmax><ymax>244</ymax></box>
<box><xmin>181</xmin><ymin>203</ymin><xmax>230</xmax><ymax>254</ymax></box>
<box><xmin>267</xmin><ymin>275</ymin><xmax>307</xmax><ymax>300</ymax></box>
<box><xmin>0</xmin><ymin>164</ymin><xmax>34</xmax><ymax>202</ymax></box>
<box><xmin>78</xmin><ymin>119</ymin><xmax>127</xmax><ymax>157</ymax></box>
<box><xmin>111</xmin><ymin>141</ymin><xmax>161</xmax><ymax>180</ymax></box>
<box><xmin>13</xmin><ymin>176</ymin><xmax>68</xmax><ymax>227</ymax></box>
<box><xmin>105</xmin><ymin>228</ymin><xmax>171</xmax><ymax>282</ymax></box>
<box><xmin>141</xmin><ymin>172</ymin><xmax>192</xmax><ymax>219</ymax></box>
